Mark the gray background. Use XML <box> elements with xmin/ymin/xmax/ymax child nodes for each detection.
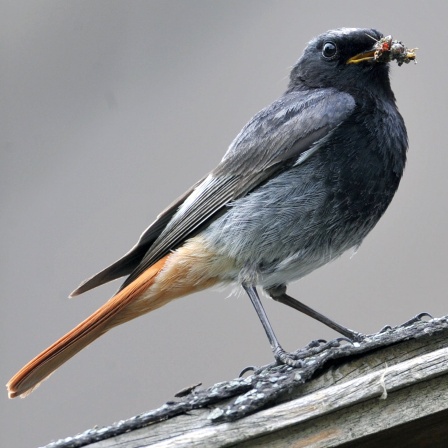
<box><xmin>1</xmin><ymin>1</ymin><xmax>446</xmax><ymax>447</ymax></box>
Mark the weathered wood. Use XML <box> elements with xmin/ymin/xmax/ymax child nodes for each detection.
<box><xmin>42</xmin><ymin>316</ymin><xmax>448</xmax><ymax>448</ymax></box>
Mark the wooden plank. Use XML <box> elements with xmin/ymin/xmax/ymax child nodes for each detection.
<box><xmin>90</xmin><ymin>345</ymin><xmax>448</xmax><ymax>447</ymax></box>
<box><xmin>237</xmin><ymin>370</ymin><xmax>448</xmax><ymax>447</ymax></box>
<box><xmin>42</xmin><ymin>317</ymin><xmax>448</xmax><ymax>448</ymax></box>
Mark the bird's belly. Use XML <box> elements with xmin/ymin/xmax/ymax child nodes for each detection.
<box><xmin>202</xmin><ymin>165</ymin><xmax>373</xmax><ymax>288</ymax></box>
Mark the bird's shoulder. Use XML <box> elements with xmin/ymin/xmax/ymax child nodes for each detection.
<box><xmin>216</xmin><ymin>88</ymin><xmax>356</xmax><ymax>177</ymax></box>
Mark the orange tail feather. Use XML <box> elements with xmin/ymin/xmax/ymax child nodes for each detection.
<box><xmin>6</xmin><ymin>255</ymin><xmax>169</xmax><ymax>398</ymax></box>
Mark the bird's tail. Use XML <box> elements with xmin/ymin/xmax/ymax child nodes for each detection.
<box><xmin>7</xmin><ymin>236</ymin><xmax>224</xmax><ymax>398</ymax></box>
<box><xmin>7</xmin><ymin>255</ymin><xmax>172</xmax><ymax>398</ymax></box>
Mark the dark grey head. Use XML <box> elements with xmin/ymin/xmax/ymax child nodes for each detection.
<box><xmin>289</xmin><ymin>28</ymin><xmax>392</xmax><ymax>95</ymax></box>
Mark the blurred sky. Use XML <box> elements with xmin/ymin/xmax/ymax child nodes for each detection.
<box><xmin>1</xmin><ymin>1</ymin><xmax>447</xmax><ymax>447</ymax></box>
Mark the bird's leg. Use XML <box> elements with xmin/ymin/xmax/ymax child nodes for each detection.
<box><xmin>266</xmin><ymin>285</ymin><xmax>364</xmax><ymax>342</ymax></box>
<box><xmin>243</xmin><ymin>284</ymin><xmax>302</xmax><ymax>367</ymax></box>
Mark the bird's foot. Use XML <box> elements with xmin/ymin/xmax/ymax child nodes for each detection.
<box><xmin>338</xmin><ymin>329</ymin><xmax>365</xmax><ymax>343</ymax></box>
<box><xmin>401</xmin><ymin>312</ymin><xmax>433</xmax><ymax>327</ymax></box>
<box><xmin>274</xmin><ymin>346</ymin><xmax>304</xmax><ymax>368</ymax></box>
<box><xmin>294</xmin><ymin>336</ymin><xmax>362</xmax><ymax>359</ymax></box>
<box><xmin>239</xmin><ymin>334</ymin><xmax>367</xmax><ymax>377</ymax></box>
<box><xmin>239</xmin><ymin>365</ymin><xmax>259</xmax><ymax>377</ymax></box>
<box><xmin>379</xmin><ymin>312</ymin><xmax>433</xmax><ymax>335</ymax></box>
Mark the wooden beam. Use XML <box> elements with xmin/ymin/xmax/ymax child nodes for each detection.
<box><xmin>42</xmin><ymin>316</ymin><xmax>448</xmax><ymax>448</ymax></box>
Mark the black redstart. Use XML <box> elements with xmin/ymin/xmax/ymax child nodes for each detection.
<box><xmin>7</xmin><ymin>28</ymin><xmax>416</xmax><ymax>398</ymax></box>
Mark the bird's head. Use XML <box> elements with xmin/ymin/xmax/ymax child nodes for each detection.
<box><xmin>289</xmin><ymin>28</ymin><xmax>415</xmax><ymax>94</ymax></box>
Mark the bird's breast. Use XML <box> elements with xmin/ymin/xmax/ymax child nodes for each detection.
<box><xmin>201</xmin><ymin>101</ymin><xmax>407</xmax><ymax>287</ymax></box>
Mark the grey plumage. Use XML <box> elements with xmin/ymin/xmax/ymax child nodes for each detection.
<box><xmin>70</xmin><ymin>29</ymin><xmax>407</xmax><ymax>316</ymax></box>
<box><xmin>9</xmin><ymin>27</ymin><xmax>413</xmax><ymax>399</ymax></box>
<box><xmin>72</xmin><ymin>28</ymin><xmax>407</xmax><ymax>298</ymax></box>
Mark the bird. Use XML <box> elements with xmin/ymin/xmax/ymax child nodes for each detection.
<box><xmin>7</xmin><ymin>28</ymin><xmax>415</xmax><ymax>398</ymax></box>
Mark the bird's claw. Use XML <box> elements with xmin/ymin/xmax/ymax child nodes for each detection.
<box><xmin>380</xmin><ymin>313</ymin><xmax>433</xmax><ymax>335</ymax></box>
<box><xmin>401</xmin><ymin>312</ymin><xmax>433</xmax><ymax>327</ymax></box>
<box><xmin>334</xmin><ymin>336</ymin><xmax>356</xmax><ymax>346</ymax></box>
<box><xmin>274</xmin><ymin>347</ymin><xmax>304</xmax><ymax>368</ymax></box>
<box><xmin>379</xmin><ymin>324</ymin><xmax>393</xmax><ymax>333</ymax></box>
<box><xmin>239</xmin><ymin>366</ymin><xmax>258</xmax><ymax>377</ymax></box>
<box><xmin>308</xmin><ymin>338</ymin><xmax>327</xmax><ymax>348</ymax></box>
<box><xmin>342</xmin><ymin>330</ymin><xmax>365</xmax><ymax>343</ymax></box>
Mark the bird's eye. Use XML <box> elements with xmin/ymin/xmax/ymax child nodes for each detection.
<box><xmin>322</xmin><ymin>41</ymin><xmax>338</xmax><ymax>59</ymax></box>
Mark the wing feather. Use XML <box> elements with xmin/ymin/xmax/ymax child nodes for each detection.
<box><xmin>73</xmin><ymin>88</ymin><xmax>356</xmax><ymax>294</ymax></box>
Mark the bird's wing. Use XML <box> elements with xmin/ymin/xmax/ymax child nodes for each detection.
<box><xmin>70</xmin><ymin>176</ymin><xmax>207</xmax><ymax>296</ymax></box>
<box><xmin>73</xmin><ymin>88</ymin><xmax>355</xmax><ymax>295</ymax></box>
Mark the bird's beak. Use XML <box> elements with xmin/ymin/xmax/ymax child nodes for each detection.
<box><xmin>346</xmin><ymin>49</ymin><xmax>376</xmax><ymax>64</ymax></box>
<box><xmin>347</xmin><ymin>36</ymin><xmax>417</xmax><ymax>66</ymax></box>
